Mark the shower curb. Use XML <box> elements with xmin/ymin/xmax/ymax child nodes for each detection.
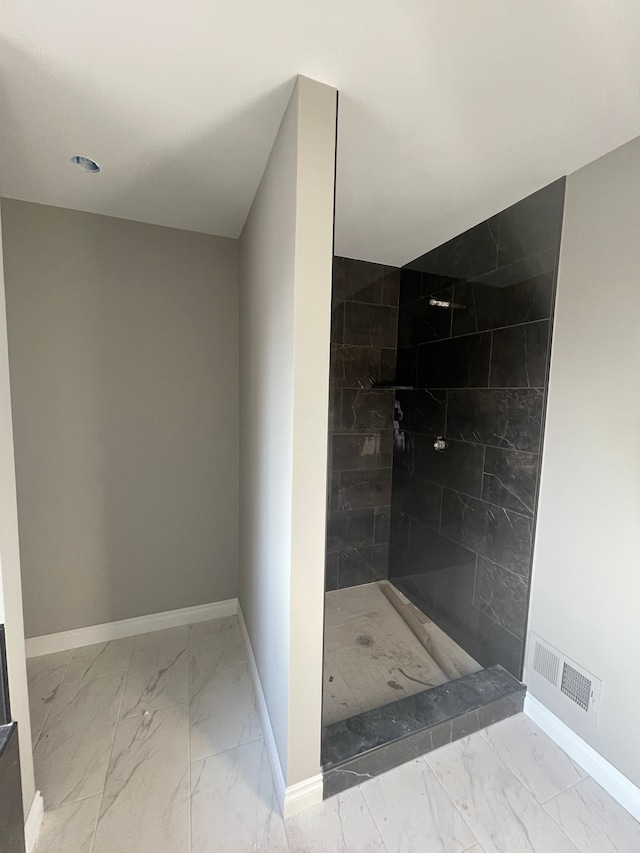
<box><xmin>321</xmin><ymin>665</ymin><xmax>525</xmax><ymax>798</ymax></box>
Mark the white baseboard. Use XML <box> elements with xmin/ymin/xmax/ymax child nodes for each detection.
<box><xmin>25</xmin><ymin>598</ymin><xmax>238</xmax><ymax>657</ymax></box>
<box><xmin>524</xmin><ymin>694</ymin><xmax>640</xmax><ymax>822</ymax></box>
<box><xmin>237</xmin><ymin>604</ymin><xmax>323</xmax><ymax>818</ymax></box>
<box><xmin>283</xmin><ymin>772</ymin><xmax>324</xmax><ymax>817</ymax></box>
<box><xmin>24</xmin><ymin>790</ymin><xmax>44</xmax><ymax>853</ymax></box>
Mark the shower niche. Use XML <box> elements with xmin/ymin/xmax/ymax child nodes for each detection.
<box><xmin>322</xmin><ymin>178</ymin><xmax>565</xmax><ymax>795</ymax></box>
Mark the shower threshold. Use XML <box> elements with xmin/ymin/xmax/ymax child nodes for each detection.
<box><xmin>321</xmin><ymin>580</ymin><xmax>525</xmax><ymax>797</ymax></box>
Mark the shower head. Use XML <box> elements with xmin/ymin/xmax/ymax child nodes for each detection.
<box><xmin>429</xmin><ymin>298</ymin><xmax>465</xmax><ymax>309</ymax></box>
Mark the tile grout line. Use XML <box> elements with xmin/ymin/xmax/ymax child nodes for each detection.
<box><xmin>31</xmin><ymin>651</ymin><xmax>75</xmax><ymax>751</ymax></box>
<box><xmin>429</xmin><ymin>732</ymin><xmax>582</xmax><ymax>853</ymax></box>
<box><xmin>187</xmin><ymin>623</ymin><xmax>193</xmax><ymax>853</ymax></box>
<box><xmin>357</xmin><ymin>781</ymin><xmax>394</xmax><ymax>853</ymax></box>
<box><xmin>416</xmin><ymin>749</ymin><xmax>484</xmax><ymax>851</ymax></box>
<box><xmin>537</xmin><ymin>778</ymin><xmax>589</xmax><ymax>851</ymax></box>
<box><xmin>88</xmin><ymin>644</ymin><xmax>132</xmax><ymax>853</ymax></box>
<box><xmin>538</xmin><ymin>773</ymin><xmax>587</xmax><ymax>807</ymax></box>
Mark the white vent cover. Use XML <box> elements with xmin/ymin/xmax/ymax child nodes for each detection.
<box><xmin>527</xmin><ymin>633</ymin><xmax>601</xmax><ymax>723</ymax></box>
<box><xmin>533</xmin><ymin>640</ymin><xmax>561</xmax><ymax>685</ymax></box>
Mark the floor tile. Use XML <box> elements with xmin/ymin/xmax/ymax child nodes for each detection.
<box><xmin>191</xmin><ymin>738</ymin><xmax>288</xmax><ymax>853</ymax></box>
<box><xmin>426</xmin><ymin>733</ymin><xmax>579</xmax><ymax>853</ymax></box>
<box><xmin>362</xmin><ymin>756</ymin><xmax>476</xmax><ymax>852</ymax></box>
<box><xmin>479</xmin><ymin>714</ymin><xmax>587</xmax><ymax>803</ymax></box>
<box><xmin>120</xmin><ymin>626</ymin><xmax>188</xmax><ymax>718</ymax></box>
<box><xmin>285</xmin><ymin>786</ymin><xmax>387</xmax><ymax>852</ymax></box>
<box><xmin>26</xmin><ymin>650</ymin><xmax>73</xmax><ymax>746</ymax></box>
<box><xmin>544</xmin><ymin>777</ymin><xmax>640</xmax><ymax>853</ymax></box>
<box><xmin>189</xmin><ymin>656</ymin><xmax>261</xmax><ymax>761</ymax></box>
<box><xmin>188</xmin><ymin>616</ymin><xmax>246</xmax><ymax>666</ymax></box>
<box><xmin>64</xmin><ymin>638</ymin><xmax>132</xmax><ymax>683</ymax></box>
<box><xmin>92</xmin><ymin>703</ymin><xmax>190</xmax><ymax>853</ymax></box>
<box><xmin>33</xmin><ymin>796</ymin><xmax>101</xmax><ymax>853</ymax></box>
<box><xmin>34</xmin><ymin>672</ymin><xmax>125</xmax><ymax>808</ymax></box>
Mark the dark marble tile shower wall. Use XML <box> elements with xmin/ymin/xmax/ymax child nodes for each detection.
<box><xmin>389</xmin><ymin>179</ymin><xmax>565</xmax><ymax>677</ymax></box>
<box><xmin>325</xmin><ymin>257</ymin><xmax>400</xmax><ymax>591</ymax></box>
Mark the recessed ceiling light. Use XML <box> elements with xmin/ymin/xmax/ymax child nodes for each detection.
<box><xmin>71</xmin><ymin>155</ymin><xmax>100</xmax><ymax>173</ymax></box>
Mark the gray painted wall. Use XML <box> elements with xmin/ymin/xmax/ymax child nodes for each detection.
<box><xmin>239</xmin><ymin>76</ymin><xmax>336</xmax><ymax>794</ymax></box>
<box><xmin>0</xmin><ymin>202</ymin><xmax>35</xmax><ymax>814</ymax></box>
<box><xmin>527</xmin><ymin>137</ymin><xmax>640</xmax><ymax>788</ymax></box>
<box><xmin>1</xmin><ymin>200</ymin><xmax>239</xmax><ymax>638</ymax></box>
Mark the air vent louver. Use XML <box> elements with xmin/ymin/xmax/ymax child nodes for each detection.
<box><xmin>533</xmin><ymin>641</ymin><xmax>561</xmax><ymax>685</ymax></box>
<box><xmin>561</xmin><ymin>663</ymin><xmax>592</xmax><ymax>712</ymax></box>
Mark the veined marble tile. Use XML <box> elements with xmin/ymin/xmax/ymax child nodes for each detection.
<box><xmin>362</xmin><ymin>756</ymin><xmax>476</xmax><ymax>853</ymax></box>
<box><xmin>479</xmin><ymin>713</ymin><xmax>586</xmax><ymax>803</ymax></box>
<box><xmin>120</xmin><ymin>626</ymin><xmax>188</xmax><ymax>718</ymax></box>
<box><xmin>188</xmin><ymin>616</ymin><xmax>246</xmax><ymax>666</ymax></box>
<box><xmin>64</xmin><ymin>638</ymin><xmax>132</xmax><ymax>683</ymax></box>
<box><xmin>33</xmin><ymin>796</ymin><xmax>101</xmax><ymax>853</ymax></box>
<box><xmin>544</xmin><ymin>777</ymin><xmax>640</xmax><ymax>853</ymax></box>
<box><xmin>27</xmin><ymin>650</ymin><xmax>73</xmax><ymax>746</ymax></box>
<box><xmin>92</xmin><ymin>703</ymin><xmax>190</xmax><ymax>853</ymax></box>
<box><xmin>191</xmin><ymin>738</ymin><xmax>288</xmax><ymax>853</ymax></box>
<box><xmin>34</xmin><ymin>672</ymin><xmax>125</xmax><ymax>808</ymax></box>
<box><xmin>426</xmin><ymin>734</ymin><xmax>579</xmax><ymax>853</ymax></box>
<box><xmin>189</xmin><ymin>657</ymin><xmax>261</xmax><ymax>761</ymax></box>
<box><xmin>285</xmin><ymin>786</ymin><xmax>386</xmax><ymax>852</ymax></box>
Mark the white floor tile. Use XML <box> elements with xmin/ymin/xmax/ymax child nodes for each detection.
<box><xmin>479</xmin><ymin>713</ymin><xmax>587</xmax><ymax>803</ymax></box>
<box><xmin>426</xmin><ymin>733</ymin><xmax>579</xmax><ymax>853</ymax></box>
<box><xmin>188</xmin><ymin>616</ymin><xmax>246</xmax><ymax>666</ymax></box>
<box><xmin>92</xmin><ymin>703</ymin><xmax>190</xmax><ymax>853</ymax></box>
<box><xmin>33</xmin><ymin>796</ymin><xmax>101</xmax><ymax>853</ymax></box>
<box><xmin>64</xmin><ymin>638</ymin><xmax>132</xmax><ymax>683</ymax></box>
<box><xmin>189</xmin><ymin>657</ymin><xmax>261</xmax><ymax>761</ymax></box>
<box><xmin>362</xmin><ymin>756</ymin><xmax>477</xmax><ymax>853</ymax></box>
<box><xmin>191</xmin><ymin>738</ymin><xmax>288</xmax><ymax>853</ymax></box>
<box><xmin>34</xmin><ymin>671</ymin><xmax>125</xmax><ymax>808</ymax></box>
<box><xmin>26</xmin><ymin>621</ymin><xmax>640</xmax><ymax>853</ymax></box>
<box><xmin>285</xmin><ymin>786</ymin><xmax>387</xmax><ymax>852</ymax></box>
<box><xmin>120</xmin><ymin>626</ymin><xmax>188</xmax><ymax>718</ymax></box>
<box><xmin>26</xmin><ymin>650</ymin><xmax>73</xmax><ymax>746</ymax></box>
<box><xmin>544</xmin><ymin>777</ymin><xmax>640</xmax><ymax>853</ymax></box>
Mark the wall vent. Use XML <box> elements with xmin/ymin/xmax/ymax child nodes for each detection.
<box><xmin>561</xmin><ymin>663</ymin><xmax>592</xmax><ymax>712</ymax></box>
<box><xmin>533</xmin><ymin>640</ymin><xmax>561</xmax><ymax>685</ymax></box>
<box><xmin>526</xmin><ymin>633</ymin><xmax>601</xmax><ymax>723</ymax></box>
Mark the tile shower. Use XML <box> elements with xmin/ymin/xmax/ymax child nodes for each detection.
<box><xmin>322</xmin><ymin>179</ymin><xmax>565</xmax><ymax>792</ymax></box>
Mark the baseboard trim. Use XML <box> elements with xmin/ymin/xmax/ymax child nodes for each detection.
<box><xmin>24</xmin><ymin>790</ymin><xmax>44</xmax><ymax>853</ymax></box>
<box><xmin>524</xmin><ymin>694</ymin><xmax>640</xmax><ymax>822</ymax></box>
<box><xmin>283</xmin><ymin>773</ymin><xmax>323</xmax><ymax>817</ymax></box>
<box><xmin>237</xmin><ymin>604</ymin><xmax>323</xmax><ymax>818</ymax></box>
<box><xmin>237</xmin><ymin>604</ymin><xmax>287</xmax><ymax>806</ymax></box>
<box><xmin>25</xmin><ymin>599</ymin><xmax>239</xmax><ymax>657</ymax></box>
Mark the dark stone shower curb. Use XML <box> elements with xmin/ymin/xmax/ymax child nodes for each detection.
<box><xmin>322</xmin><ymin>664</ymin><xmax>525</xmax><ymax>798</ymax></box>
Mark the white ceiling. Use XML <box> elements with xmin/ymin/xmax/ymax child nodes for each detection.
<box><xmin>1</xmin><ymin>2</ymin><xmax>640</xmax><ymax>266</ymax></box>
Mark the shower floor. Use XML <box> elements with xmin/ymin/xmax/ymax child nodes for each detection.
<box><xmin>322</xmin><ymin>581</ymin><xmax>481</xmax><ymax>726</ymax></box>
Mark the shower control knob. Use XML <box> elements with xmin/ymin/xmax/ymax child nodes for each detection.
<box><xmin>434</xmin><ymin>437</ymin><xmax>447</xmax><ymax>451</ymax></box>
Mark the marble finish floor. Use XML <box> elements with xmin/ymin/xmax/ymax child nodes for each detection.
<box><xmin>28</xmin><ymin>615</ymin><xmax>640</xmax><ymax>852</ymax></box>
